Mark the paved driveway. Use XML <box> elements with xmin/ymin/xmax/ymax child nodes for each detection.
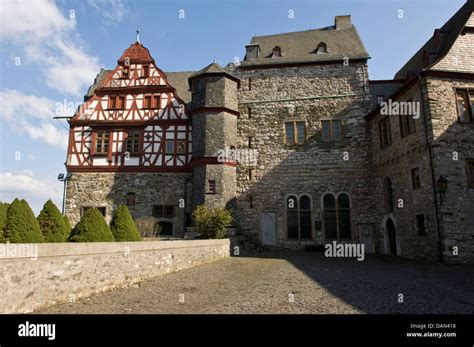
<box><xmin>38</xmin><ymin>251</ymin><xmax>474</xmax><ymax>314</ymax></box>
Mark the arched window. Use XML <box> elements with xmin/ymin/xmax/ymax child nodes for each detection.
<box><xmin>316</xmin><ymin>42</ymin><xmax>327</xmax><ymax>54</ymax></box>
<box><xmin>323</xmin><ymin>194</ymin><xmax>337</xmax><ymax>239</ymax></box>
<box><xmin>338</xmin><ymin>194</ymin><xmax>351</xmax><ymax>239</ymax></box>
<box><xmin>271</xmin><ymin>46</ymin><xmax>282</xmax><ymax>57</ymax></box>
<box><xmin>323</xmin><ymin>193</ymin><xmax>351</xmax><ymax>240</ymax></box>
<box><xmin>384</xmin><ymin>178</ymin><xmax>394</xmax><ymax>211</ymax></box>
<box><xmin>287</xmin><ymin>195</ymin><xmax>312</xmax><ymax>240</ymax></box>
<box><xmin>287</xmin><ymin>196</ymin><xmax>298</xmax><ymax>240</ymax></box>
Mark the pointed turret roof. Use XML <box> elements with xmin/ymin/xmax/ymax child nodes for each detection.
<box><xmin>188</xmin><ymin>62</ymin><xmax>240</xmax><ymax>88</ymax></box>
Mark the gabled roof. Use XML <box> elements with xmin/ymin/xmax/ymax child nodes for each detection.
<box><xmin>117</xmin><ymin>42</ymin><xmax>155</xmax><ymax>64</ymax></box>
<box><xmin>188</xmin><ymin>62</ymin><xmax>240</xmax><ymax>87</ymax></box>
<box><xmin>84</xmin><ymin>69</ymin><xmax>195</xmax><ymax>104</ymax></box>
<box><xmin>394</xmin><ymin>0</ymin><xmax>474</xmax><ymax>79</ymax></box>
<box><xmin>241</xmin><ymin>20</ymin><xmax>370</xmax><ymax>67</ymax></box>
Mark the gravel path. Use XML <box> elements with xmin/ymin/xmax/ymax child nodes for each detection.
<box><xmin>38</xmin><ymin>251</ymin><xmax>474</xmax><ymax>314</ymax></box>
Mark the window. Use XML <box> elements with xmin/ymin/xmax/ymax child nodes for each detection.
<box><xmin>316</xmin><ymin>42</ymin><xmax>327</xmax><ymax>54</ymax></box>
<box><xmin>284</xmin><ymin>121</ymin><xmax>306</xmax><ymax>145</ymax></box>
<box><xmin>271</xmin><ymin>46</ymin><xmax>282</xmax><ymax>57</ymax></box>
<box><xmin>208</xmin><ymin>180</ymin><xmax>216</xmax><ymax>194</ymax></box>
<box><xmin>125</xmin><ymin>131</ymin><xmax>140</xmax><ymax>156</ymax></box>
<box><xmin>321</xmin><ymin>120</ymin><xmax>342</xmax><ymax>142</ymax></box>
<box><xmin>286</xmin><ymin>195</ymin><xmax>312</xmax><ymax>240</ymax></box>
<box><xmin>143</xmin><ymin>95</ymin><xmax>152</xmax><ymax>109</ymax></box>
<box><xmin>95</xmin><ymin>130</ymin><xmax>110</xmax><ymax>155</ymax></box>
<box><xmin>126</xmin><ymin>193</ymin><xmax>136</xmax><ymax>207</ymax></box>
<box><xmin>109</xmin><ymin>96</ymin><xmax>125</xmax><ymax>110</ymax></box>
<box><xmin>384</xmin><ymin>177</ymin><xmax>394</xmax><ymax>211</ymax></box>
<box><xmin>248</xmin><ymin>78</ymin><xmax>252</xmax><ymax>91</ymax></box>
<box><xmin>165</xmin><ymin>141</ymin><xmax>174</xmax><ymax>154</ymax></box>
<box><xmin>248</xmin><ymin>169</ymin><xmax>253</xmax><ymax>181</ymax></box>
<box><xmin>122</xmin><ymin>67</ymin><xmax>129</xmax><ymax>79</ymax></box>
<box><xmin>466</xmin><ymin>160</ymin><xmax>474</xmax><ymax>188</ymax></box>
<box><xmin>376</xmin><ymin>95</ymin><xmax>384</xmax><ymax>105</ymax></box>
<box><xmin>177</xmin><ymin>140</ymin><xmax>186</xmax><ymax>154</ymax></box>
<box><xmin>81</xmin><ymin>206</ymin><xmax>106</xmax><ymax>217</ymax></box>
<box><xmin>323</xmin><ymin>193</ymin><xmax>351</xmax><ymax>240</ymax></box>
<box><xmin>399</xmin><ymin>113</ymin><xmax>416</xmax><ymax>138</ymax></box>
<box><xmin>152</xmin><ymin>205</ymin><xmax>175</xmax><ymax>218</ymax></box>
<box><xmin>379</xmin><ymin>117</ymin><xmax>392</xmax><ymax>148</ymax></box>
<box><xmin>248</xmin><ymin>136</ymin><xmax>253</xmax><ymax>149</ymax></box>
<box><xmin>143</xmin><ymin>95</ymin><xmax>160</xmax><ymax>109</ymax></box>
<box><xmin>153</xmin><ymin>95</ymin><xmax>161</xmax><ymax>108</ymax></box>
<box><xmin>142</xmin><ymin>65</ymin><xmax>150</xmax><ymax>78</ymax></box>
<box><xmin>416</xmin><ymin>214</ymin><xmax>426</xmax><ymax>235</ymax></box>
<box><xmin>456</xmin><ymin>89</ymin><xmax>473</xmax><ymax>123</ymax></box>
<box><xmin>411</xmin><ymin>168</ymin><xmax>421</xmax><ymax>190</ymax></box>
<box><xmin>248</xmin><ymin>107</ymin><xmax>252</xmax><ymax>119</ymax></box>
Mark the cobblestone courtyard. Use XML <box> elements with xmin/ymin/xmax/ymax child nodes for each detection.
<box><xmin>39</xmin><ymin>251</ymin><xmax>474</xmax><ymax>314</ymax></box>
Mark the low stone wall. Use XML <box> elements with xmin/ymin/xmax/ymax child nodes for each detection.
<box><xmin>0</xmin><ymin>239</ymin><xmax>230</xmax><ymax>313</ymax></box>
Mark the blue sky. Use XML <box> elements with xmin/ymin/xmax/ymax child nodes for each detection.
<box><xmin>0</xmin><ymin>0</ymin><xmax>467</xmax><ymax>213</ymax></box>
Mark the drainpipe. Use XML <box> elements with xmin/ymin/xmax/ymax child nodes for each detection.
<box><xmin>183</xmin><ymin>176</ymin><xmax>191</xmax><ymax>238</ymax></box>
<box><xmin>419</xmin><ymin>75</ymin><xmax>444</xmax><ymax>263</ymax></box>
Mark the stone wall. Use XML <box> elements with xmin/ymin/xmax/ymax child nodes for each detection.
<box><xmin>65</xmin><ymin>172</ymin><xmax>192</xmax><ymax>236</ymax></box>
<box><xmin>0</xmin><ymin>239</ymin><xmax>230</xmax><ymax>313</ymax></box>
<box><xmin>232</xmin><ymin>62</ymin><xmax>375</xmax><ymax>248</ymax></box>
<box><xmin>432</xmin><ymin>13</ymin><xmax>474</xmax><ymax>74</ymax></box>
<box><xmin>367</xmin><ymin>81</ymin><xmax>440</xmax><ymax>262</ymax></box>
<box><xmin>424</xmin><ymin>76</ymin><xmax>474</xmax><ymax>263</ymax></box>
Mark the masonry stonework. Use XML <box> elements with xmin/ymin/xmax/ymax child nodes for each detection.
<box><xmin>65</xmin><ymin>3</ymin><xmax>474</xmax><ymax>263</ymax></box>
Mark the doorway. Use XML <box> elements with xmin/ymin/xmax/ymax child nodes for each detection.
<box><xmin>259</xmin><ymin>212</ymin><xmax>277</xmax><ymax>246</ymax></box>
<box><xmin>386</xmin><ymin>218</ymin><xmax>397</xmax><ymax>255</ymax></box>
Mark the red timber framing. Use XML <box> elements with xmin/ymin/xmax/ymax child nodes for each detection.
<box><xmin>66</xmin><ymin>42</ymin><xmax>192</xmax><ymax>173</ymax></box>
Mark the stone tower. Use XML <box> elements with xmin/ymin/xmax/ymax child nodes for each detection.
<box><xmin>188</xmin><ymin>62</ymin><xmax>240</xmax><ymax>210</ymax></box>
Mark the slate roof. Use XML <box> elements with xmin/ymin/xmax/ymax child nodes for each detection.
<box><xmin>166</xmin><ymin>71</ymin><xmax>194</xmax><ymax>104</ymax></box>
<box><xmin>188</xmin><ymin>62</ymin><xmax>240</xmax><ymax>87</ymax></box>
<box><xmin>241</xmin><ymin>22</ymin><xmax>370</xmax><ymax>67</ymax></box>
<box><xmin>367</xmin><ymin>80</ymin><xmax>405</xmax><ymax>111</ymax></box>
<box><xmin>394</xmin><ymin>0</ymin><xmax>474</xmax><ymax>79</ymax></box>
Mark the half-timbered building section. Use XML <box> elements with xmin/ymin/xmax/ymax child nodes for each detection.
<box><xmin>66</xmin><ymin>42</ymin><xmax>192</xmax><ymax>172</ymax></box>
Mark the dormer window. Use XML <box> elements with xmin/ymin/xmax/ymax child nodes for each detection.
<box><xmin>316</xmin><ymin>42</ymin><xmax>327</xmax><ymax>54</ymax></box>
<box><xmin>271</xmin><ymin>46</ymin><xmax>282</xmax><ymax>58</ymax></box>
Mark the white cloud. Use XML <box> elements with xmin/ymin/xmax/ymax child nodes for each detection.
<box><xmin>87</xmin><ymin>0</ymin><xmax>127</xmax><ymax>24</ymax></box>
<box><xmin>0</xmin><ymin>0</ymin><xmax>100</xmax><ymax>97</ymax></box>
<box><xmin>0</xmin><ymin>171</ymin><xmax>63</xmax><ymax>215</ymax></box>
<box><xmin>0</xmin><ymin>89</ymin><xmax>68</xmax><ymax>149</ymax></box>
<box><xmin>0</xmin><ymin>0</ymin><xmax>73</xmax><ymax>41</ymax></box>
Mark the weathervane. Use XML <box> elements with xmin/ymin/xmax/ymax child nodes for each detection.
<box><xmin>136</xmin><ymin>29</ymin><xmax>140</xmax><ymax>43</ymax></box>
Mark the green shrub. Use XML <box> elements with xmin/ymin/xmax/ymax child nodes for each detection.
<box><xmin>0</xmin><ymin>202</ymin><xmax>9</xmax><ymax>242</ymax></box>
<box><xmin>3</xmin><ymin>199</ymin><xmax>44</xmax><ymax>243</ymax></box>
<box><xmin>68</xmin><ymin>208</ymin><xmax>114</xmax><ymax>242</ymax></box>
<box><xmin>37</xmin><ymin>200</ymin><xmax>69</xmax><ymax>242</ymax></box>
<box><xmin>192</xmin><ymin>204</ymin><xmax>232</xmax><ymax>239</ymax></box>
<box><xmin>134</xmin><ymin>217</ymin><xmax>162</xmax><ymax>238</ymax></box>
<box><xmin>63</xmin><ymin>215</ymin><xmax>72</xmax><ymax>235</ymax></box>
<box><xmin>110</xmin><ymin>204</ymin><xmax>142</xmax><ymax>241</ymax></box>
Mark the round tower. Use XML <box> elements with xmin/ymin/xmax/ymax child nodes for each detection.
<box><xmin>188</xmin><ymin>62</ymin><xmax>240</xmax><ymax>210</ymax></box>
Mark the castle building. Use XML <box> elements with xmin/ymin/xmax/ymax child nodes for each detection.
<box><xmin>65</xmin><ymin>1</ymin><xmax>474</xmax><ymax>263</ymax></box>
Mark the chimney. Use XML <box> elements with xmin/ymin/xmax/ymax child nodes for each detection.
<box><xmin>245</xmin><ymin>43</ymin><xmax>260</xmax><ymax>61</ymax></box>
<box><xmin>335</xmin><ymin>15</ymin><xmax>351</xmax><ymax>30</ymax></box>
